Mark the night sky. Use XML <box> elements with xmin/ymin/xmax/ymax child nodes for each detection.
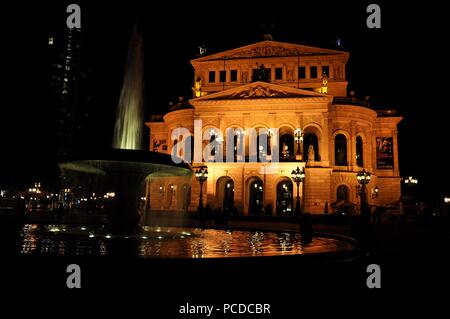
<box><xmin>1</xmin><ymin>1</ymin><xmax>448</xmax><ymax>204</ymax></box>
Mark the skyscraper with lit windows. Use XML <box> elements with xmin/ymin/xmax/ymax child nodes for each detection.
<box><xmin>49</xmin><ymin>24</ymin><xmax>88</xmax><ymax>158</ymax></box>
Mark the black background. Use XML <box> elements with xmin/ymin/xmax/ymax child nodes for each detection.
<box><xmin>0</xmin><ymin>0</ymin><xmax>449</xmax><ymax>314</ymax></box>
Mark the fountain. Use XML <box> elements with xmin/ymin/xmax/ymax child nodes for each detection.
<box><xmin>59</xmin><ymin>25</ymin><xmax>192</xmax><ymax>234</ymax></box>
<box><xmin>113</xmin><ymin>24</ymin><xmax>144</xmax><ymax>151</ymax></box>
<box><xmin>59</xmin><ymin>149</ymin><xmax>191</xmax><ymax>233</ymax></box>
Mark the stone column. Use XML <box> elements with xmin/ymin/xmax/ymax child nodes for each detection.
<box><xmin>372</xmin><ymin>134</ymin><xmax>378</xmax><ymax>171</ymax></box>
<box><xmin>321</xmin><ymin>112</ymin><xmax>330</xmax><ymax>165</ymax></box>
<box><xmin>350</xmin><ymin>121</ymin><xmax>356</xmax><ymax>168</ymax></box>
<box><xmin>392</xmin><ymin>129</ymin><xmax>400</xmax><ymax>176</ymax></box>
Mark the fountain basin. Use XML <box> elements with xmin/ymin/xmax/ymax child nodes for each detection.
<box><xmin>58</xmin><ymin>149</ymin><xmax>192</xmax><ymax>233</ymax></box>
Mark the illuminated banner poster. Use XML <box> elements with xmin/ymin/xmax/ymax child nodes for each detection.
<box><xmin>376</xmin><ymin>137</ymin><xmax>394</xmax><ymax>169</ymax></box>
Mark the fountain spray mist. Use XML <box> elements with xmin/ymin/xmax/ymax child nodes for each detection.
<box><xmin>113</xmin><ymin>24</ymin><xmax>144</xmax><ymax>150</ymax></box>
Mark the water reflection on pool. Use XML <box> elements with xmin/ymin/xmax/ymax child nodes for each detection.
<box><xmin>19</xmin><ymin>224</ymin><xmax>354</xmax><ymax>258</ymax></box>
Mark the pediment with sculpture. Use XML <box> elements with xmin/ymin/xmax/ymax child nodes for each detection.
<box><xmin>192</xmin><ymin>40</ymin><xmax>347</xmax><ymax>62</ymax></box>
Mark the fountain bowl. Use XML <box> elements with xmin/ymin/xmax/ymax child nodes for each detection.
<box><xmin>58</xmin><ymin>149</ymin><xmax>192</xmax><ymax>233</ymax></box>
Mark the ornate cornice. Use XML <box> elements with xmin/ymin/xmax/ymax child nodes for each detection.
<box><xmin>193</xmin><ymin>97</ymin><xmax>330</xmax><ymax>106</ymax></box>
<box><xmin>224</xmin><ymin>45</ymin><xmax>332</xmax><ymax>59</ymax></box>
<box><xmin>192</xmin><ymin>81</ymin><xmax>332</xmax><ymax>104</ymax></box>
<box><xmin>192</xmin><ymin>40</ymin><xmax>348</xmax><ymax>63</ymax></box>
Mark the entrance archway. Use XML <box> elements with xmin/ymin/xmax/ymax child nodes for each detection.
<box><xmin>276</xmin><ymin>179</ymin><xmax>293</xmax><ymax>215</ymax></box>
<box><xmin>337</xmin><ymin>185</ymin><xmax>349</xmax><ymax>202</ymax></box>
<box><xmin>216</xmin><ymin>177</ymin><xmax>234</xmax><ymax>214</ymax></box>
<box><xmin>248</xmin><ymin>177</ymin><xmax>264</xmax><ymax>215</ymax></box>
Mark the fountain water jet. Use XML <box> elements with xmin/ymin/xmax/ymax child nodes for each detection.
<box><xmin>59</xmin><ymin>24</ymin><xmax>192</xmax><ymax>234</ymax></box>
<box><xmin>113</xmin><ymin>24</ymin><xmax>144</xmax><ymax>150</ymax></box>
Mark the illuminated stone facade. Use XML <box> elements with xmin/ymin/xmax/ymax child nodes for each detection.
<box><xmin>146</xmin><ymin>40</ymin><xmax>402</xmax><ymax>215</ymax></box>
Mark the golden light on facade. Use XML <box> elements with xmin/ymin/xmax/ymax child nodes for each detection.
<box><xmin>146</xmin><ymin>39</ymin><xmax>403</xmax><ymax>215</ymax></box>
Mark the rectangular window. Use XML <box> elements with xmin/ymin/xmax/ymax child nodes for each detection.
<box><xmin>322</xmin><ymin>66</ymin><xmax>329</xmax><ymax>77</ymax></box>
<box><xmin>230</xmin><ymin>70</ymin><xmax>238</xmax><ymax>82</ymax></box>
<box><xmin>252</xmin><ymin>69</ymin><xmax>259</xmax><ymax>82</ymax></box>
<box><xmin>298</xmin><ymin>66</ymin><xmax>306</xmax><ymax>79</ymax></box>
<box><xmin>209</xmin><ymin>71</ymin><xmax>216</xmax><ymax>83</ymax></box>
<box><xmin>253</xmin><ymin>67</ymin><xmax>271</xmax><ymax>81</ymax></box>
<box><xmin>219</xmin><ymin>70</ymin><xmax>226</xmax><ymax>82</ymax></box>
<box><xmin>275</xmin><ymin>68</ymin><xmax>283</xmax><ymax>80</ymax></box>
<box><xmin>310</xmin><ymin>66</ymin><xmax>318</xmax><ymax>79</ymax></box>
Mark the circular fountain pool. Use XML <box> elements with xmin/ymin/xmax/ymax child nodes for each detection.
<box><xmin>19</xmin><ymin>224</ymin><xmax>355</xmax><ymax>258</ymax></box>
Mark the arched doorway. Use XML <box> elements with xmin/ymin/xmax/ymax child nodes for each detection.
<box><xmin>276</xmin><ymin>179</ymin><xmax>293</xmax><ymax>215</ymax></box>
<box><xmin>337</xmin><ymin>185</ymin><xmax>349</xmax><ymax>202</ymax></box>
<box><xmin>303</xmin><ymin>133</ymin><xmax>319</xmax><ymax>161</ymax></box>
<box><xmin>216</xmin><ymin>177</ymin><xmax>234</xmax><ymax>214</ymax></box>
<box><xmin>248</xmin><ymin>178</ymin><xmax>264</xmax><ymax>215</ymax></box>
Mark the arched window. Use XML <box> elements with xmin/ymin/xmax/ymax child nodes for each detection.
<box><xmin>356</xmin><ymin>136</ymin><xmax>363</xmax><ymax>167</ymax></box>
<box><xmin>256</xmin><ymin>133</ymin><xmax>268</xmax><ymax>162</ymax></box>
<box><xmin>210</xmin><ymin>134</ymin><xmax>216</xmax><ymax>156</ymax></box>
<box><xmin>335</xmin><ymin>134</ymin><xmax>347</xmax><ymax>166</ymax></box>
<box><xmin>226</xmin><ymin>128</ymin><xmax>244</xmax><ymax>162</ymax></box>
<box><xmin>337</xmin><ymin>185</ymin><xmax>349</xmax><ymax>202</ymax></box>
<box><xmin>279</xmin><ymin>134</ymin><xmax>294</xmax><ymax>161</ymax></box>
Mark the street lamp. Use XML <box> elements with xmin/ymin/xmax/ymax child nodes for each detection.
<box><xmin>294</xmin><ymin>128</ymin><xmax>303</xmax><ymax>161</ymax></box>
<box><xmin>291</xmin><ymin>166</ymin><xmax>305</xmax><ymax>216</ymax></box>
<box><xmin>195</xmin><ymin>166</ymin><xmax>208</xmax><ymax>213</ymax></box>
<box><xmin>356</xmin><ymin>169</ymin><xmax>371</xmax><ymax>221</ymax></box>
<box><xmin>404</xmin><ymin>176</ymin><xmax>418</xmax><ymax>185</ymax></box>
<box><xmin>404</xmin><ymin>176</ymin><xmax>418</xmax><ymax>202</ymax></box>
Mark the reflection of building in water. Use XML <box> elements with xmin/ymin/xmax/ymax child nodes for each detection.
<box><xmin>147</xmin><ymin>39</ymin><xmax>402</xmax><ymax>215</ymax></box>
